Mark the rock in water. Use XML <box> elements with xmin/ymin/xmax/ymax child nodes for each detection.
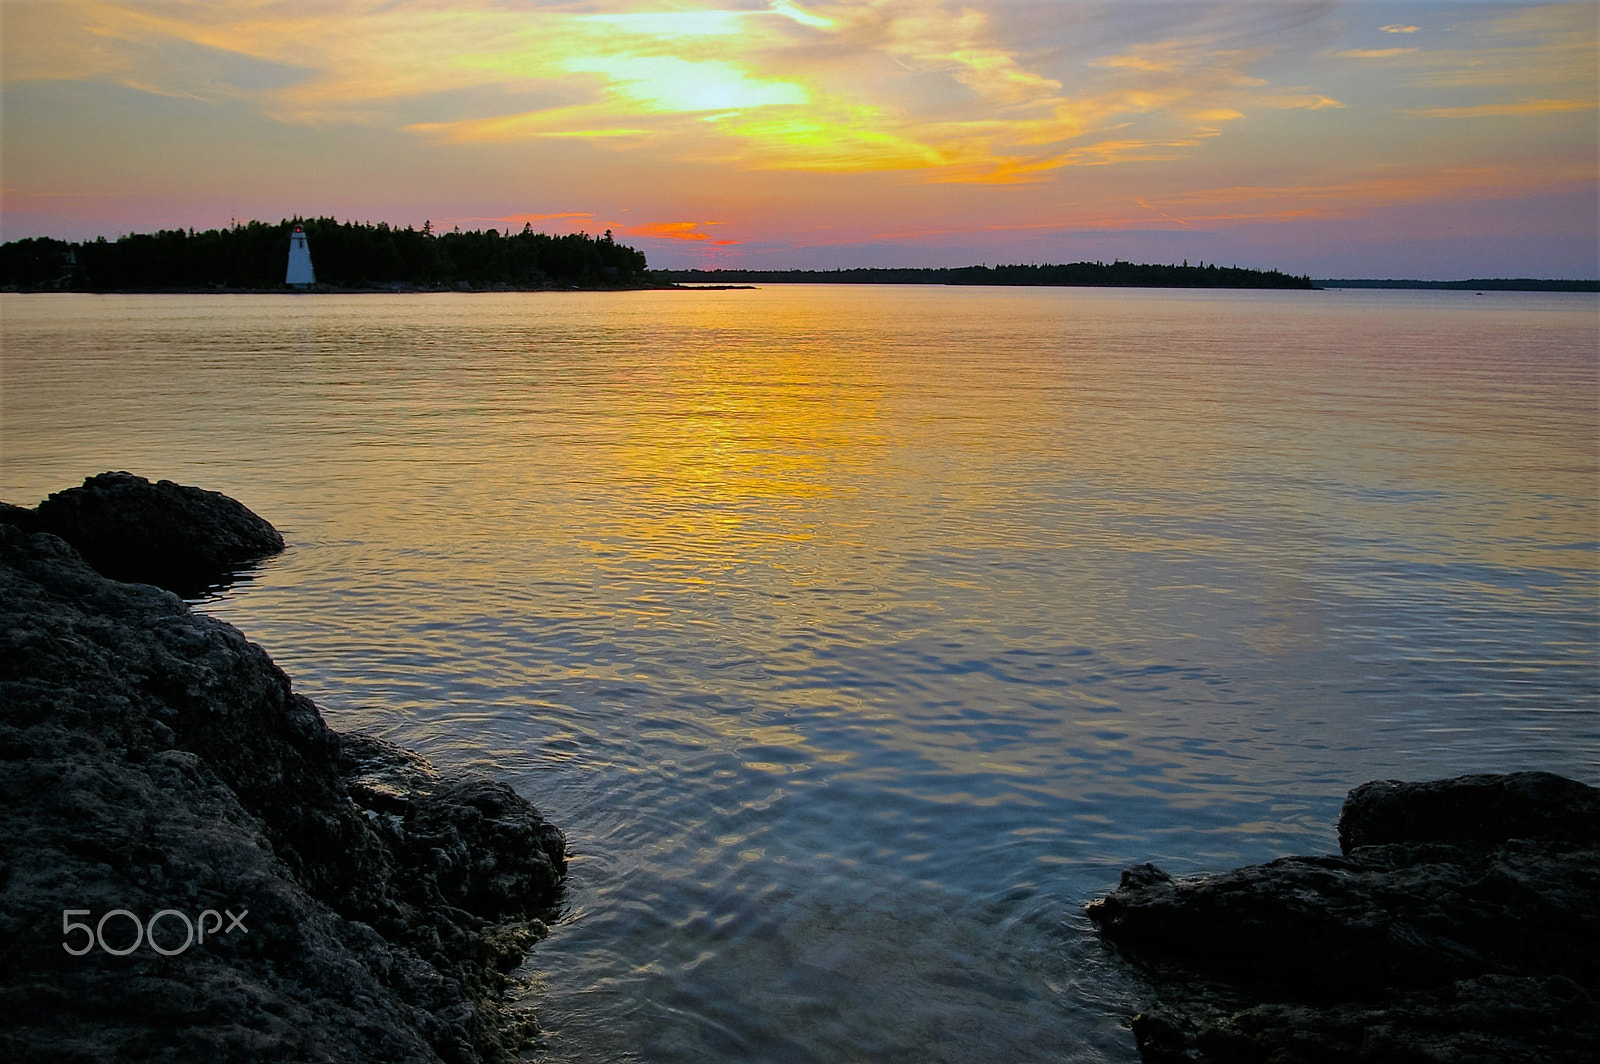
<box><xmin>0</xmin><ymin>501</ymin><xmax>42</xmax><ymax>533</ymax></box>
<box><xmin>22</xmin><ymin>471</ymin><xmax>285</xmax><ymax>595</ymax></box>
<box><xmin>0</xmin><ymin>522</ymin><xmax>565</xmax><ymax>1063</ymax></box>
<box><xmin>1088</xmin><ymin>773</ymin><xmax>1600</xmax><ymax>1063</ymax></box>
<box><xmin>1339</xmin><ymin>771</ymin><xmax>1600</xmax><ymax>850</ymax></box>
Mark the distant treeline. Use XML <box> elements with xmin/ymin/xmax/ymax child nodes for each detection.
<box><xmin>658</xmin><ymin>261</ymin><xmax>1315</xmax><ymax>289</ymax></box>
<box><xmin>0</xmin><ymin>218</ymin><xmax>651</xmax><ymax>290</ymax></box>
<box><xmin>1316</xmin><ymin>278</ymin><xmax>1599</xmax><ymax>293</ymax></box>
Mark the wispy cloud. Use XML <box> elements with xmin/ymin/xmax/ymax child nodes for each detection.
<box><xmin>1147</xmin><ymin>159</ymin><xmax>1598</xmax><ymax>223</ymax></box>
<box><xmin>1406</xmin><ymin>98</ymin><xmax>1597</xmax><ymax>119</ymax></box>
<box><xmin>1397</xmin><ymin>3</ymin><xmax>1597</xmax><ymax>90</ymax></box>
<box><xmin>1337</xmin><ymin>47</ymin><xmax>1418</xmax><ymax>59</ymax></box>
<box><xmin>2</xmin><ymin>0</ymin><xmax>1361</xmax><ymax>185</ymax></box>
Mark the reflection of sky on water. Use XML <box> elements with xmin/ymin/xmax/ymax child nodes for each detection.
<box><xmin>2</xmin><ymin>286</ymin><xmax>1595</xmax><ymax>1062</ymax></box>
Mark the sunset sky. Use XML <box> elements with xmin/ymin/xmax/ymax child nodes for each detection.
<box><xmin>2</xmin><ymin>1</ymin><xmax>1595</xmax><ymax>278</ymax></box>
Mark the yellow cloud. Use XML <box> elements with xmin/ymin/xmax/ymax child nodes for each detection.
<box><xmin>771</xmin><ymin>1</ymin><xmax>834</xmax><ymax>31</ymax></box>
<box><xmin>1260</xmin><ymin>94</ymin><xmax>1346</xmax><ymax>110</ymax></box>
<box><xmin>397</xmin><ymin>1</ymin><xmax>1108</xmax><ymax>181</ymax></box>
<box><xmin>577</xmin><ymin>10</ymin><xmax>747</xmax><ymax>39</ymax></box>
<box><xmin>408</xmin><ymin>103</ymin><xmax>657</xmax><ymax>143</ymax></box>
<box><xmin>710</xmin><ymin>106</ymin><xmax>952</xmax><ymax>172</ymax></box>
<box><xmin>1337</xmin><ymin>47</ymin><xmax>1419</xmax><ymax>59</ymax></box>
<box><xmin>565</xmin><ymin>55</ymin><xmax>808</xmax><ymax>113</ymax></box>
<box><xmin>1381</xmin><ymin>24</ymin><xmax>1420</xmax><ymax>34</ymax></box>
<box><xmin>874</xmin><ymin>8</ymin><xmax>1063</xmax><ymax>105</ymax></box>
<box><xmin>1405</xmin><ymin>98</ymin><xmax>1598</xmax><ymax>118</ymax></box>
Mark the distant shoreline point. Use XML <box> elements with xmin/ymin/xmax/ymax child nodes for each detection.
<box><xmin>1314</xmin><ymin>278</ymin><xmax>1599</xmax><ymax>293</ymax></box>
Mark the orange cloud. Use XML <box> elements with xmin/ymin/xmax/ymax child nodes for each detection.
<box><xmin>622</xmin><ymin>221</ymin><xmax>737</xmax><ymax>244</ymax></box>
<box><xmin>1260</xmin><ymin>94</ymin><xmax>1346</xmax><ymax>110</ymax></box>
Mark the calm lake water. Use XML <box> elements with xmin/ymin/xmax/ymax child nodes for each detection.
<box><xmin>3</xmin><ymin>286</ymin><xmax>1597</xmax><ymax>1062</ymax></box>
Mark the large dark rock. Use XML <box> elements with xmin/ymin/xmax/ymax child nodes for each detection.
<box><xmin>0</xmin><ymin>522</ymin><xmax>565</xmax><ymax>1063</ymax></box>
<box><xmin>0</xmin><ymin>501</ymin><xmax>42</xmax><ymax>533</ymax></box>
<box><xmin>1339</xmin><ymin>771</ymin><xmax>1600</xmax><ymax>851</ymax></box>
<box><xmin>7</xmin><ymin>471</ymin><xmax>285</xmax><ymax>595</ymax></box>
<box><xmin>1088</xmin><ymin>773</ymin><xmax>1600</xmax><ymax>1063</ymax></box>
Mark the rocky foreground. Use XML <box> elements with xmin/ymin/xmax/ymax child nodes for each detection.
<box><xmin>0</xmin><ymin>475</ymin><xmax>566</xmax><ymax>1062</ymax></box>
<box><xmin>1089</xmin><ymin>772</ymin><xmax>1600</xmax><ymax>1063</ymax></box>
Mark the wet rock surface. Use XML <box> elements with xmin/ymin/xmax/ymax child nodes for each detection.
<box><xmin>0</xmin><ymin>510</ymin><xmax>565</xmax><ymax>1062</ymax></box>
<box><xmin>1088</xmin><ymin>772</ymin><xmax>1600</xmax><ymax>1063</ymax></box>
<box><xmin>6</xmin><ymin>471</ymin><xmax>285</xmax><ymax>596</ymax></box>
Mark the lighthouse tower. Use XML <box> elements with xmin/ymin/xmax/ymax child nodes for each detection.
<box><xmin>285</xmin><ymin>225</ymin><xmax>316</xmax><ymax>286</ymax></box>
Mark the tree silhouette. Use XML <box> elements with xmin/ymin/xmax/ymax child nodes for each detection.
<box><xmin>1</xmin><ymin>218</ymin><xmax>653</xmax><ymax>290</ymax></box>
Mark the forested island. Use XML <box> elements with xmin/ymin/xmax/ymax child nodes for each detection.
<box><xmin>658</xmin><ymin>262</ymin><xmax>1316</xmax><ymax>289</ymax></box>
<box><xmin>0</xmin><ymin>217</ymin><xmax>652</xmax><ymax>291</ymax></box>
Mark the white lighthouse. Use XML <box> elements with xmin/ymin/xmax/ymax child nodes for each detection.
<box><xmin>285</xmin><ymin>225</ymin><xmax>316</xmax><ymax>286</ymax></box>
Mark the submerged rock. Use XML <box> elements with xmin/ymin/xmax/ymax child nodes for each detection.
<box><xmin>4</xmin><ymin>471</ymin><xmax>285</xmax><ymax>595</ymax></box>
<box><xmin>0</xmin><ymin>514</ymin><xmax>564</xmax><ymax>1062</ymax></box>
<box><xmin>1088</xmin><ymin>772</ymin><xmax>1600</xmax><ymax>1063</ymax></box>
